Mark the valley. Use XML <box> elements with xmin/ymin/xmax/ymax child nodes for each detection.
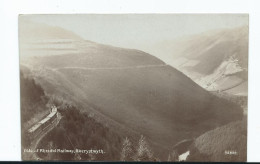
<box><xmin>19</xmin><ymin>17</ymin><xmax>248</xmax><ymax>161</ymax></box>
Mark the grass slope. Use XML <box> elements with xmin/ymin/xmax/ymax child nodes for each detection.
<box><xmin>22</xmin><ymin>46</ymin><xmax>244</xmax><ymax>160</ymax></box>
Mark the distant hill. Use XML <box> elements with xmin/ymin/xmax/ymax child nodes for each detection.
<box><xmin>19</xmin><ymin>19</ymin><xmax>83</xmax><ymax>57</ymax></box>
<box><xmin>151</xmin><ymin>27</ymin><xmax>248</xmax><ymax>96</ymax></box>
<box><xmin>19</xmin><ymin>22</ymin><xmax>244</xmax><ymax>160</ymax></box>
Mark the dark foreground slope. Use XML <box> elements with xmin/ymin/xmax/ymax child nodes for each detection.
<box><xmin>20</xmin><ymin>71</ymin><xmax>50</xmax><ymax>147</ymax></box>
<box><xmin>20</xmin><ymin>22</ymin><xmax>244</xmax><ymax>160</ymax></box>
<box><xmin>187</xmin><ymin>118</ymin><xmax>247</xmax><ymax>162</ymax></box>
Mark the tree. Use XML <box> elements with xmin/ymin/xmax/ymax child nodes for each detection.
<box><xmin>120</xmin><ymin>137</ymin><xmax>133</xmax><ymax>161</ymax></box>
<box><xmin>134</xmin><ymin>135</ymin><xmax>153</xmax><ymax>161</ymax></box>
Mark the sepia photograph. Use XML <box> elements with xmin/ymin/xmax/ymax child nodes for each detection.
<box><xmin>19</xmin><ymin>14</ymin><xmax>248</xmax><ymax>161</ymax></box>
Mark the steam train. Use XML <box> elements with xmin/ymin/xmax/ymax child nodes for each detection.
<box><xmin>26</xmin><ymin>106</ymin><xmax>58</xmax><ymax>141</ymax></box>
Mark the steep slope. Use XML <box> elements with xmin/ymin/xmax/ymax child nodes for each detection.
<box><xmin>20</xmin><ymin>70</ymin><xmax>49</xmax><ymax>131</ymax></box>
<box><xmin>152</xmin><ymin>26</ymin><xmax>248</xmax><ymax>96</ymax></box>
<box><xmin>19</xmin><ymin>22</ymin><xmax>244</xmax><ymax>160</ymax></box>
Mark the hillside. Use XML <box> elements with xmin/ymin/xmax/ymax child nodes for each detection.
<box><xmin>187</xmin><ymin>119</ymin><xmax>247</xmax><ymax>162</ymax></box>
<box><xmin>20</xmin><ymin>70</ymin><xmax>51</xmax><ymax>148</ymax></box>
<box><xmin>36</xmin><ymin>105</ymin><xmax>124</xmax><ymax>161</ymax></box>
<box><xmin>19</xmin><ymin>22</ymin><xmax>244</xmax><ymax>160</ymax></box>
<box><xmin>151</xmin><ymin>26</ymin><xmax>248</xmax><ymax>96</ymax></box>
<box><xmin>20</xmin><ymin>70</ymin><xmax>49</xmax><ymax>130</ymax></box>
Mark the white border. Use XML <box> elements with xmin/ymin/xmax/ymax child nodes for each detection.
<box><xmin>0</xmin><ymin>0</ymin><xmax>259</xmax><ymax>161</ymax></box>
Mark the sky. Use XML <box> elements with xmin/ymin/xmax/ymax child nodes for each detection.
<box><xmin>22</xmin><ymin>14</ymin><xmax>248</xmax><ymax>44</ymax></box>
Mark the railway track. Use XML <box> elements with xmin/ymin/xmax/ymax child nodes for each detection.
<box><xmin>23</xmin><ymin>111</ymin><xmax>61</xmax><ymax>160</ymax></box>
<box><xmin>54</xmin><ymin>64</ymin><xmax>168</xmax><ymax>71</ymax></box>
